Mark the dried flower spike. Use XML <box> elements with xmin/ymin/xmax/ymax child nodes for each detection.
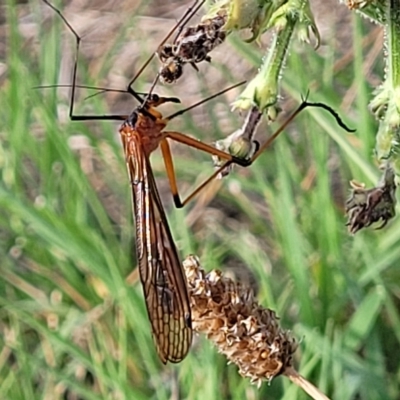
<box><xmin>345</xmin><ymin>165</ymin><xmax>397</xmax><ymax>234</ymax></box>
<box><xmin>183</xmin><ymin>255</ymin><xmax>331</xmax><ymax>400</ymax></box>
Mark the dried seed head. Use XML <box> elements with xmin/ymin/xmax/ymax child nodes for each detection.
<box><xmin>345</xmin><ymin>165</ymin><xmax>397</xmax><ymax>234</ymax></box>
<box><xmin>183</xmin><ymin>255</ymin><xmax>297</xmax><ymax>387</ymax></box>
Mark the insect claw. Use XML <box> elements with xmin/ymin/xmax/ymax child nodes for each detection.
<box><xmin>189</xmin><ymin>62</ymin><xmax>199</xmax><ymax>72</ymax></box>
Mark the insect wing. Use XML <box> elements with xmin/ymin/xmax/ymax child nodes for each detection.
<box><xmin>125</xmin><ymin>134</ymin><xmax>192</xmax><ymax>363</ymax></box>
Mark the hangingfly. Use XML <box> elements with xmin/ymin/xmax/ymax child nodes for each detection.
<box><xmin>119</xmin><ymin>95</ymin><xmax>193</xmax><ymax>363</ymax></box>
<box><xmin>39</xmin><ymin>0</ymin><xmax>195</xmax><ymax>363</ymax></box>
<box><xmin>116</xmin><ymin>86</ymin><xmax>248</xmax><ymax>361</ymax></box>
<box><xmin>40</xmin><ymin>0</ymin><xmax>355</xmax><ymax>364</ymax></box>
<box><xmin>41</xmin><ymin>0</ymin><xmax>247</xmax><ymax>364</ymax></box>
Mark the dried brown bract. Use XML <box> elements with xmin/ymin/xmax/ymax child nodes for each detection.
<box><xmin>183</xmin><ymin>255</ymin><xmax>297</xmax><ymax>386</ymax></box>
<box><xmin>345</xmin><ymin>165</ymin><xmax>397</xmax><ymax>234</ymax></box>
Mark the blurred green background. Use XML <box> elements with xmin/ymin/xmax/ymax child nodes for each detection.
<box><xmin>1</xmin><ymin>0</ymin><xmax>399</xmax><ymax>399</ymax></box>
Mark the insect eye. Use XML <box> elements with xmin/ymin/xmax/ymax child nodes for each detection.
<box><xmin>126</xmin><ymin>112</ymin><xmax>138</xmax><ymax>127</ymax></box>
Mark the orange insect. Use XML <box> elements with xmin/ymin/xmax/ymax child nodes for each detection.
<box><xmin>119</xmin><ymin>94</ymin><xmax>193</xmax><ymax>363</ymax></box>
<box><xmin>41</xmin><ymin>0</ymin><xmax>248</xmax><ymax>363</ymax></box>
<box><xmin>116</xmin><ymin>89</ymin><xmax>247</xmax><ymax>362</ymax></box>
<box><xmin>41</xmin><ymin>0</ymin><xmax>354</xmax><ymax>363</ymax></box>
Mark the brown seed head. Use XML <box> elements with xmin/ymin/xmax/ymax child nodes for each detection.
<box><xmin>345</xmin><ymin>165</ymin><xmax>396</xmax><ymax>234</ymax></box>
<box><xmin>183</xmin><ymin>255</ymin><xmax>297</xmax><ymax>387</ymax></box>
